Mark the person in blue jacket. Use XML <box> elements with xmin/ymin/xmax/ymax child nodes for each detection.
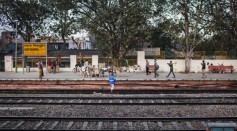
<box><xmin>108</xmin><ymin>72</ymin><xmax>116</xmax><ymax>93</ymax></box>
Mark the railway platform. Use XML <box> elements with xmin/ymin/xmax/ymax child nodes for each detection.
<box><xmin>0</xmin><ymin>71</ymin><xmax>236</xmax><ymax>80</ymax></box>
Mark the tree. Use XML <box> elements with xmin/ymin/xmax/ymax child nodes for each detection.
<box><xmin>163</xmin><ymin>0</ymin><xmax>213</xmax><ymax>73</ymax></box>
<box><xmin>76</xmin><ymin>0</ymin><xmax>161</xmax><ymax>66</ymax></box>
<box><xmin>149</xmin><ymin>26</ymin><xmax>173</xmax><ymax>51</ymax></box>
<box><xmin>47</xmin><ymin>0</ymin><xmax>81</xmax><ymax>59</ymax></box>
<box><xmin>195</xmin><ymin>32</ymin><xmax>235</xmax><ymax>51</ymax></box>
<box><xmin>0</xmin><ymin>0</ymin><xmax>50</xmax><ymax>42</ymax></box>
<box><xmin>207</xmin><ymin>0</ymin><xmax>237</xmax><ymax>51</ymax></box>
<box><xmin>71</xmin><ymin>36</ymin><xmax>83</xmax><ymax>63</ymax></box>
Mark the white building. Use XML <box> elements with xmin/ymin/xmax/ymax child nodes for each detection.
<box><xmin>68</xmin><ymin>36</ymin><xmax>92</xmax><ymax>50</ymax></box>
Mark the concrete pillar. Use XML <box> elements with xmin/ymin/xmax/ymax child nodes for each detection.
<box><xmin>5</xmin><ymin>55</ymin><xmax>13</xmax><ymax>72</ymax></box>
<box><xmin>92</xmin><ymin>55</ymin><xmax>98</xmax><ymax>67</ymax></box>
<box><xmin>70</xmin><ymin>55</ymin><xmax>77</xmax><ymax>70</ymax></box>
<box><xmin>137</xmin><ymin>51</ymin><xmax>145</xmax><ymax>70</ymax></box>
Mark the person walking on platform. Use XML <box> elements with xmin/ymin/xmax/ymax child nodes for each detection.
<box><xmin>56</xmin><ymin>58</ymin><xmax>60</xmax><ymax>73</ymax></box>
<box><xmin>146</xmin><ymin>60</ymin><xmax>151</xmax><ymax>75</ymax></box>
<box><xmin>166</xmin><ymin>61</ymin><xmax>175</xmax><ymax>78</ymax></box>
<box><xmin>154</xmin><ymin>59</ymin><xmax>159</xmax><ymax>77</ymax></box>
<box><xmin>201</xmin><ymin>60</ymin><xmax>207</xmax><ymax>78</ymax></box>
<box><xmin>37</xmin><ymin>60</ymin><xmax>44</xmax><ymax>79</ymax></box>
<box><xmin>47</xmin><ymin>59</ymin><xmax>52</xmax><ymax>73</ymax></box>
<box><xmin>108</xmin><ymin>72</ymin><xmax>116</xmax><ymax>93</ymax></box>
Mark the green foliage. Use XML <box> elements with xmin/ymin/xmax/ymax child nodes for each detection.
<box><xmin>0</xmin><ymin>0</ymin><xmax>50</xmax><ymax>41</ymax></box>
<box><xmin>0</xmin><ymin>0</ymin><xmax>236</xmax><ymax>59</ymax></box>
<box><xmin>76</xmin><ymin>0</ymin><xmax>162</xmax><ymax>61</ymax></box>
<box><xmin>195</xmin><ymin>31</ymin><xmax>236</xmax><ymax>51</ymax></box>
<box><xmin>149</xmin><ymin>27</ymin><xmax>173</xmax><ymax>50</ymax></box>
<box><xmin>47</xmin><ymin>0</ymin><xmax>81</xmax><ymax>39</ymax></box>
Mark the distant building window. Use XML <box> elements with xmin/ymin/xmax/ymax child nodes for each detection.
<box><xmin>47</xmin><ymin>43</ymin><xmax>69</xmax><ymax>51</ymax></box>
<box><xmin>55</xmin><ymin>45</ymin><xmax>59</xmax><ymax>50</ymax></box>
<box><xmin>7</xmin><ymin>43</ymin><xmax>15</xmax><ymax>50</ymax></box>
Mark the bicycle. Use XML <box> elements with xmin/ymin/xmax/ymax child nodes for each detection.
<box><xmin>72</xmin><ymin>66</ymin><xmax>81</xmax><ymax>73</ymax></box>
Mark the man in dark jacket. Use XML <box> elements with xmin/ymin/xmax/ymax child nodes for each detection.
<box><xmin>166</xmin><ymin>61</ymin><xmax>175</xmax><ymax>78</ymax></box>
<box><xmin>154</xmin><ymin>59</ymin><xmax>159</xmax><ymax>77</ymax></box>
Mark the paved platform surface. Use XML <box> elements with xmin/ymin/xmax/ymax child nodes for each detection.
<box><xmin>0</xmin><ymin>71</ymin><xmax>236</xmax><ymax>80</ymax></box>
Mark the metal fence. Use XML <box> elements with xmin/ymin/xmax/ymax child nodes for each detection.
<box><xmin>193</xmin><ymin>51</ymin><xmax>236</xmax><ymax>59</ymax></box>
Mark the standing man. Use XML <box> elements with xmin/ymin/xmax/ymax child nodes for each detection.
<box><xmin>154</xmin><ymin>59</ymin><xmax>159</xmax><ymax>77</ymax></box>
<box><xmin>166</xmin><ymin>61</ymin><xmax>175</xmax><ymax>78</ymax></box>
<box><xmin>108</xmin><ymin>72</ymin><xmax>116</xmax><ymax>93</ymax></box>
<box><xmin>56</xmin><ymin>58</ymin><xmax>60</xmax><ymax>73</ymax></box>
<box><xmin>47</xmin><ymin>59</ymin><xmax>52</xmax><ymax>73</ymax></box>
<box><xmin>125</xmin><ymin>59</ymin><xmax>129</xmax><ymax>72</ymax></box>
<box><xmin>201</xmin><ymin>60</ymin><xmax>207</xmax><ymax>78</ymax></box>
<box><xmin>37</xmin><ymin>59</ymin><xmax>44</xmax><ymax>79</ymax></box>
<box><xmin>146</xmin><ymin>60</ymin><xmax>151</xmax><ymax>75</ymax></box>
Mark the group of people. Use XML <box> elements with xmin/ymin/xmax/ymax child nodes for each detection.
<box><xmin>145</xmin><ymin>59</ymin><xmax>208</xmax><ymax>78</ymax></box>
<box><xmin>109</xmin><ymin>59</ymin><xmax>176</xmax><ymax>93</ymax></box>
<box><xmin>146</xmin><ymin>60</ymin><xmax>176</xmax><ymax>78</ymax></box>
<box><xmin>36</xmin><ymin>58</ymin><xmax>60</xmax><ymax>79</ymax></box>
<box><xmin>109</xmin><ymin>59</ymin><xmax>210</xmax><ymax>93</ymax></box>
<box><xmin>47</xmin><ymin>58</ymin><xmax>60</xmax><ymax>74</ymax></box>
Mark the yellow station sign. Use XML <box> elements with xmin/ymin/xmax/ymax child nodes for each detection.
<box><xmin>23</xmin><ymin>42</ymin><xmax>47</xmax><ymax>55</ymax></box>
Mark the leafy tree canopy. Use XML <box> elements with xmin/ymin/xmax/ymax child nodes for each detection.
<box><xmin>0</xmin><ymin>0</ymin><xmax>50</xmax><ymax>42</ymax></box>
<box><xmin>76</xmin><ymin>0</ymin><xmax>165</xmax><ymax>61</ymax></box>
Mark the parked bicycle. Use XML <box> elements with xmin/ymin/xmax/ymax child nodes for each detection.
<box><xmin>72</xmin><ymin>64</ymin><xmax>81</xmax><ymax>73</ymax></box>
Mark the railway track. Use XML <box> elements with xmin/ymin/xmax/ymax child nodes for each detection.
<box><xmin>0</xmin><ymin>80</ymin><xmax>236</xmax><ymax>130</ymax></box>
<box><xmin>0</xmin><ymin>96</ymin><xmax>236</xmax><ymax>105</ymax></box>
<box><xmin>0</xmin><ymin>89</ymin><xmax>237</xmax><ymax>94</ymax></box>
<box><xmin>0</xmin><ymin>116</ymin><xmax>236</xmax><ymax>130</ymax></box>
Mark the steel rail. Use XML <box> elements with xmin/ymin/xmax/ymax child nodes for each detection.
<box><xmin>0</xmin><ymin>89</ymin><xmax>237</xmax><ymax>94</ymax></box>
<box><xmin>0</xmin><ymin>102</ymin><xmax>236</xmax><ymax>105</ymax></box>
<box><xmin>0</xmin><ymin>129</ymin><xmax>205</xmax><ymax>131</ymax></box>
<box><xmin>0</xmin><ymin>96</ymin><xmax>236</xmax><ymax>99</ymax></box>
<box><xmin>0</xmin><ymin>96</ymin><xmax>236</xmax><ymax>105</ymax></box>
<box><xmin>0</xmin><ymin>116</ymin><xmax>236</xmax><ymax>131</ymax></box>
<box><xmin>0</xmin><ymin>116</ymin><xmax>236</xmax><ymax>121</ymax></box>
